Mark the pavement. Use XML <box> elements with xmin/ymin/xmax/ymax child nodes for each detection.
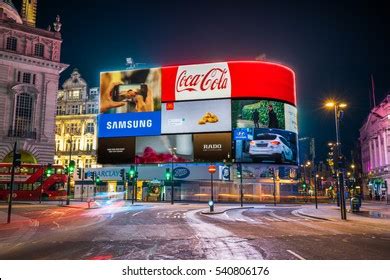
<box><xmin>297</xmin><ymin>201</ymin><xmax>390</xmax><ymax>221</ymax></box>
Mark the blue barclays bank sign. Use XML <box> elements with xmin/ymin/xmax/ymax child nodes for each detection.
<box><xmin>98</xmin><ymin>112</ymin><xmax>161</xmax><ymax>138</ymax></box>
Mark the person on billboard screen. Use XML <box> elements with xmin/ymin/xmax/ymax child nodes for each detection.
<box><xmin>268</xmin><ymin>105</ymin><xmax>279</xmax><ymax>129</ymax></box>
<box><xmin>252</xmin><ymin>109</ymin><xmax>260</xmax><ymax>128</ymax></box>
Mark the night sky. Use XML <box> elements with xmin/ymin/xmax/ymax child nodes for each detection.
<box><xmin>14</xmin><ymin>0</ymin><xmax>390</xmax><ymax>160</ymax></box>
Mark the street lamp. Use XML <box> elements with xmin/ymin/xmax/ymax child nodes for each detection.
<box><xmin>324</xmin><ymin>99</ymin><xmax>348</xmax><ymax>220</ymax></box>
<box><xmin>66</xmin><ymin>134</ymin><xmax>74</xmax><ymax>206</ymax></box>
<box><xmin>315</xmin><ymin>174</ymin><xmax>319</xmax><ymax>209</ymax></box>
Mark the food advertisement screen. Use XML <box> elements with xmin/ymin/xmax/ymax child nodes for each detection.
<box><xmin>161</xmin><ymin>99</ymin><xmax>231</xmax><ymax>134</ymax></box>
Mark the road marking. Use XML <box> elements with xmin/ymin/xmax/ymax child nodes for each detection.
<box><xmin>132</xmin><ymin>211</ymin><xmax>143</xmax><ymax>216</ymax></box>
<box><xmin>268</xmin><ymin>211</ymin><xmax>295</xmax><ymax>222</ymax></box>
<box><xmin>287</xmin><ymin>250</ymin><xmax>306</xmax><ymax>260</ymax></box>
<box><xmin>264</xmin><ymin>217</ymin><xmax>277</xmax><ymax>222</ymax></box>
<box><xmin>53</xmin><ymin>221</ymin><xmax>60</xmax><ymax>228</ymax></box>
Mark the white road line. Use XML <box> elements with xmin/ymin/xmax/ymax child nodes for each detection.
<box><xmin>264</xmin><ymin>217</ymin><xmax>277</xmax><ymax>222</ymax></box>
<box><xmin>287</xmin><ymin>250</ymin><xmax>306</xmax><ymax>260</ymax></box>
<box><xmin>52</xmin><ymin>221</ymin><xmax>60</xmax><ymax>228</ymax></box>
<box><xmin>132</xmin><ymin>211</ymin><xmax>143</xmax><ymax>216</ymax></box>
<box><xmin>235</xmin><ymin>218</ymin><xmax>246</xmax><ymax>222</ymax></box>
<box><xmin>268</xmin><ymin>211</ymin><xmax>295</xmax><ymax>222</ymax></box>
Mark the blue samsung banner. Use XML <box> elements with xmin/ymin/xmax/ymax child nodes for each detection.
<box><xmin>98</xmin><ymin>112</ymin><xmax>161</xmax><ymax>138</ymax></box>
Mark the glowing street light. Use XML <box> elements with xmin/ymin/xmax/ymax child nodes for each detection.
<box><xmin>323</xmin><ymin>99</ymin><xmax>348</xmax><ymax>220</ymax></box>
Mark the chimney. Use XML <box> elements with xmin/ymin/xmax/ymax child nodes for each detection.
<box><xmin>21</xmin><ymin>0</ymin><xmax>37</xmax><ymax>27</ymax></box>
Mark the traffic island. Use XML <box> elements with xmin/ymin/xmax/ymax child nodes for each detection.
<box><xmin>201</xmin><ymin>206</ymin><xmax>254</xmax><ymax>215</ymax></box>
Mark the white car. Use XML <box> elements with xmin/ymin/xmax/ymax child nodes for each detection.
<box><xmin>248</xmin><ymin>133</ymin><xmax>294</xmax><ymax>163</ymax></box>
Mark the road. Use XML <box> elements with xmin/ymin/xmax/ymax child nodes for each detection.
<box><xmin>0</xmin><ymin>201</ymin><xmax>389</xmax><ymax>260</ymax></box>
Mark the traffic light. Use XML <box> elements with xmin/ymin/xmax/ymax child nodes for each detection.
<box><xmin>14</xmin><ymin>153</ymin><xmax>22</xmax><ymax>167</ymax></box>
<box><xmin>46</xmin><ymin>164</ymin><xmax>53</xmax><ymax>177</ymax></box>
<box><xmin>64</xmin><ymin>166</ymin><xmax>68</xmax><ymax>175</ymax></box>
<box><xmin>165</xmin><ymin>168</ymin><xmax>171</xmax><ymax>180</ymax></box>
<box><xmin>129</xmin><ymin>166</ymin><xmax>135</xmax><ymax>179</ymax></box>
<box><xmin>69</xmin><ymin>160</ymin><xmax>75</xmax><ymax>173</ymax></box>
<box><xmin>96</xmin><ymin>176</ymin><xmax>101</xmax><ymax>183</ymax></box>
<box><xmin>77</xmin><ymin>168</ymin><xmax>82</xmax><ymax>179</ymax></box>
<box><xmin>120</xmin><ymin>168</ymin><xmax>125</xmax><ymax>181</ymax></box>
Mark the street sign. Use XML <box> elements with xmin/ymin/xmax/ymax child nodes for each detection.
<box><xmin>208</xmin><ymin>165</ymin><xmax>217</xmax><ymax>174</ymax></box>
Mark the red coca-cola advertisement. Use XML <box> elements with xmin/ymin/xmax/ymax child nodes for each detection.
<box><xmin>162</xmin><ymin>61</ymin><xmax>296</xmax><ymax>105</ymax></box>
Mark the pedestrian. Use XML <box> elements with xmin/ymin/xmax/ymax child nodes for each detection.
<box><xmin>252</xmin><ymin>109</ymin><xmax>260</xmax><ymax>128</ymax></box>
<box><xmin>369</xmin><ymin>189</ymin><xmax>372</xmax><ymax>200</ymax></box>
<box><xmin>268</xmin><ymin>105</ymin><xmax>279</xmax><ymax>129</ymax></box>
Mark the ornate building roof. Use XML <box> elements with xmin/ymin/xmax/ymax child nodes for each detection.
<box><xmin>0</xmin><ymin>0</ymin><xmax>23</xmax><ymax>24</ymax></box>
<box><xmin>62</xmin><ymin>68</ymin><xmax>87</xmax><ymax>90</ymax></box>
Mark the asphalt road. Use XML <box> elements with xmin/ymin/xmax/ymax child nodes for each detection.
<box><xmin>0</xmin><ymin>201</ymin><xmax>389</xmax><ymax>260</ymax></box>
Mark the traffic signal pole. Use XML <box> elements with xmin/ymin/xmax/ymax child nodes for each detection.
<box><xmin>66</xmin><ymin>135</ymin><xmax>73</xmax><ymax>206</ymax></box>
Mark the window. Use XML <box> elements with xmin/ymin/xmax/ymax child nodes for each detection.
<box><xmin>86</xmin><ymin>139</ymin><xmax>93</xmax><ymax>151</ymax></box>
<box><xmin>56</xmin><ymin>140</ymin><xmax>60</xmax><ymax>151</ymax></box>
<box><xmin>14</xmin><ymin>93</ymin><xmax>33</xmax><ymax>137</ymax></box>
<box><xmin>69</xmin><ymin>90</ymin><xmax>80</xmax><ymax>100</ymax></box>
<box><xmin>6</xmin><ymin>36</ymin><xmax>17</xmax><ymax>51</ymax></box>
<box><xmin>85</xmin><ymin>159</ymin><xmax>92</xmax><ymax>168</ymax></box>
<box><xmin>23</xmin><ymin>73</ymin><xmax>31</xmax><ymax>84</ymax></box>
<box><xmin>71</xmin><ymin>105</ymin><xmax>79</xmax><ymax>115</ymax></box>
<box><xmin>87</xmin><ymin>104</ymin><xmax>96</xmax><ymax>114</ymax></box>
<box><xmin>56</xmin><ymin>105</ymin><xmax>63</xmax><ymax>115</ymax></box>
<box><xmin>86</xmin><ymin>123</ymin><xmax>94</xmax><ymax>134</ymax></box>
<box><xmin>34</xmin><ymin>43</ymin><xmax>44</xmax><ymax>57</ymax></box>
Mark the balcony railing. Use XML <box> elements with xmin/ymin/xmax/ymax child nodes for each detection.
<box><xmin>8</xmin><ymin>128</ymin><xmax>37</xmax><ymax>139</ymax></box>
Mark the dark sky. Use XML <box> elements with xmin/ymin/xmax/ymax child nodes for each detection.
<box><xmin>15</xmin><ymin>0</ymin><xmax>390</xmax><ymax>160</ymax></box>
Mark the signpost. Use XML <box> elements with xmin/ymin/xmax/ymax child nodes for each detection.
<box><xmin>208</xmin><ymin>165</ymin><xmax>217</xmax><ymax>212</ymax></box>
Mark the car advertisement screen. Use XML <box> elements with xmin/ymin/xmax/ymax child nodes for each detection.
<box><xmin>193</xmin><ymin>133</ymin><xmax>232</xmax><ymax>162</ymax></box>
<box><xmin>235</xmin><ymin>128</ymin><xmax>298</xmax><ymax>164</ymax></box>
<box><xmin>97</xmin><ymin>137</ymin><xmax>135</xmax><ymax>164</ymax></box>
<box><xmin>135</xmin><ymin>134</ymin><xmax>194</xmax><ymax>164</ymax></box>
<box><xmin>232</xmin><ymin>99</ymin><xmax>297</xmax><ymax>133</ymax></box>
<box><xmin>161</xmin><ymin>99</ymin><xmax>231</xmax><ymax>134</ymax></box>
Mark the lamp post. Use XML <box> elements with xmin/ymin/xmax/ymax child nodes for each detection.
<box><xmin>169</xmin><ymin>147</ymin><xmax>176</xmax><ymax>205</ymax></box>
<box><xmin>208</xmin><ymin>165</ymin><xmax>217</xmax><ymax>212</ymax></box>
<box><xmin>66</xmin><ymin>134</ymin><xmax>73</xmax><ymax>206</ymax></box>
<box><xmin>325</xmin><ymin>100</ymin><xmax>348</xmax><ymax>220</ymax></box>
<box><xmin>315</xmin><ymin>174</ymin><xmax>319</xmax><ymax>209</ymax></box>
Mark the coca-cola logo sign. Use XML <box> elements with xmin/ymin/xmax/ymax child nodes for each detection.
<box><xmin>175</xmin><ymin>62</ymin><xmax>231</xmax><ymax>101</ymax></box>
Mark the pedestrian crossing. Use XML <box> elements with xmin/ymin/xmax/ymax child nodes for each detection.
<box><xmin>157</xmin><ymin>211</ymin><xmax>187</xmax><ymax>219</ymax></box>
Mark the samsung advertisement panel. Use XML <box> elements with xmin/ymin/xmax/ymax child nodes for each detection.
<box><xmin>235</xmin><ymin>128</ymin><xmax>298</xmax><ymax>164</ymax></box>
<box><xmin>97</xmin><ymin>137</ymin><xmax>135</xmax><ymax>164</ymax></box>
<box><xmin>161</xmin><ymin>99</ymin><xmax>231</xmax><ymax>134</ymax></box>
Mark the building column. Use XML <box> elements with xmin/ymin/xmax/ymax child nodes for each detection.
<box><xmin>374</xmin><ymin>138</ymin><xmax>379</xmax><ymax>168</ymax></box>
<box><xmin>378</xmin><ymin>135</ymin><xmax>383</xmax><ymax>167</ymax></box>
<box><xmin>369</xmin><ymin>139</ymin><xmax>374</xmax><ymax>170</ymax></box>
<box><xmin>383</xmin><ymin>130</ymin><xmax>388</xmax><ymax>166</ymax></box>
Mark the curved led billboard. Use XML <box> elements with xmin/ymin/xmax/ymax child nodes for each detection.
<box><xmin>97</xmin><ymin>61</ymin><xmax>298</xmax><ymax>166</ymax></box>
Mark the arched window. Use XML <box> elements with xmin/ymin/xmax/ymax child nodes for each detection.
<box><xmin>34</xmin><ymin>43</ymin><xmax>44</xmax><ymax>57</ymax></box>
<box><xmin>13</xmin><ymin>93</ymin><xmax>33</xmax><ymax>137</ymax></box>
<box><xmin>6</xmin><ymin>36</ymin><xmax>17</xmax><ymax>51</ymax></box>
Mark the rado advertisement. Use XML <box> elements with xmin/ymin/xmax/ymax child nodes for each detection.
<box><xmin>97</xmin><ymin>137</ymin><xmax>135</xmax><ymax>164</ymax></box>
<box><xmin>193</xmin><ymin>133</ymin><xmax>232</xmax><ymax>162</ymax></box>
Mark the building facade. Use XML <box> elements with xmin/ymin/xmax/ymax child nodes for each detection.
<box><xmin>298</xmin><ymin>137</ymin><xmax>315</xmax><ymax>164</ymax></box>
<box><xmin>54</xmin><ymin>69</ymin><xmax>99</xmax><ymax>169</ymax></box>
<box><xmin>359</xmin><ymin>95</ymin><xmax>390</xmax><ymax>198</ymax></box>
<box><xmin>0</xmin><ymin>0</ymin><xmax>68</xmax><ymax>164</ymax></box>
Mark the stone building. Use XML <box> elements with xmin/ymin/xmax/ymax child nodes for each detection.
<box><xmin>0</xmin><ymin>0</ymin><xmax>68</xmax><ymax>163</ymax></box>
<box><xmin>54</xmin><ymin>69</ymin><xmax>99</xmax><ymax>169</ymax></box>
<box><xmin>359</xmin><ymin>95</ymin><xmax>390</xmax><ymax>198</ymax></box>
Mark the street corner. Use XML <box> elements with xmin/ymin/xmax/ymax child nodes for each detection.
<box><xmin>295</xmin><ymin>207</ymin><xmax>333</xmax><ymax>221</ymax></box>
<box><xmin>200</xmin><ymin>206</ymin><xmax>254</xmax><ymax>215</ymax></box>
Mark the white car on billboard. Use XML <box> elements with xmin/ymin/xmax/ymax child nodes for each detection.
<box><xmin>248</xmin><ymin>133</ymin><xmax>293</xmax><ymax>163</ymax></box>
